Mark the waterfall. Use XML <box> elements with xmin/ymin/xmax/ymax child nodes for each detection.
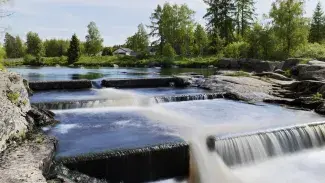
<box><xmin>32</xmin><ymin>93</ymin><xmax>226</xmax><ymax>110</ymax></box>
<box><xmin>214</xmin><ymin>122</ymin><xmax>325</xmax><ymax>167</ymax></box>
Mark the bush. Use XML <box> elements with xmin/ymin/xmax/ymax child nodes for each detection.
<box><xmin>43</xmin><ymin>56</ymin><xmax>68</xmax><ymax>66</ymax></box>
<box><xmin>102</xmin><ymin>47</ymin><xmax>113</xmax><ymax>56</ymax></box>
<box><xmin>7</xmin><ymin>91</ymin><xmax>20</xmax><ymax>105</ymax></box>
<box><xmin>312</xmin><ymin>92</ymin><xmax>323</xmax><ymax>101</ymax></box>
<box><xmin>293</xmin><ymin>43</ymin><xmax>325</xmax><ymax>60</ymax></box>
<box><xmin>223</xmin><ymin>41</ymin><xmax>249</xmax><ymax>58</ymax></box>
<box><xmin>0</xmin><ymin>61</ymin><xmax>4</xmax><ymax>71</ymax></box>
<box><xmin>23</xmin><ymin>54</ymin><xmax>42</xmax><ymax>66</ymax></box>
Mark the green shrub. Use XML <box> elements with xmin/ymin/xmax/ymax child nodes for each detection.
<box><xmin>0</xmin><ymin>61</ymin><xmax>4</xmax><ymax>71</ymax></box>
<box><xmin>312</xmin><ymin>92</ymin><xmax>323</xmax><ymax>101</ymax></box>
<box><xmin>293</xmin><ymin>43</ymin><xmax>325</xmax><ymax>60</ymax></box>
<box><xmin>223</xmin><ymin>41</ymin><xmax>250</xmax><ymax>59</ymax></box>
<box><xmin>43</xmin><ymin>56</ymin><xmax>68</xmax><ymax>66</ymax></box>
<box><xmin>284</xmin><ymin>69</ymin><xmax>292</xmax><ymax>77</ymax></box>
<box><xmin>23</xmin><ymin>54</ymin><xmax>42</xmax><ymax>66</ymax></box>
<box><xmin>7</xmin><ymin>91</ymin><xmax>20</xmax><ymax>105</ymax></box>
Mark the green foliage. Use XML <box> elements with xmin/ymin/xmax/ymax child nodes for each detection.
<box><xmin>270</xmin><ymin>0</ymin><xmax>309</xmax><ymax>58</ymax></box>
<box><xmin>162</xmin><ymin>43</ymin><xmax>176</xmax><ymax>62</ymax></box>
<box><xmin>23</xmin><ymin>54</ymin><xmax>42</xmax><ymax>66</ymax></box>
<box><xmin>235</xmin><ymin>0</ymin><xmax>255</xmax><ymax>36</ymax></box>
<box><xmin>284</xmin><ymin>69</ymin><xmax>292</xmax><ymax>77</ymax></box>
<box><xmin>309</xmin><ymin>2</ymin><xmax>325</xmax><ymax>43</ymax></box>
<box><xmin>7</xmin><ymin>91</ymin><xmax>20</xmax><ymax>105</ymax></box>
<box><xmin>125</xmin><ymin>24</ymin><xmax>149</xmax><ymax>53</ymax></box>
<box><xmin>0</xmin><ymin>46</ymin><xmax>6</xmax><ymax>71</ymax></box>
<box><xmin>148</xmin><ymin>3</ymin><xmax>195</xmax><ymax>55</ymax></box>
<box><xmin>67</xmin><ymin>34</ymin><xmax>81</xmax><ymax>65</ymax></box>
<box><xmin>204</xmin><ymin>0</ymin><xmax>236</xmax><ymax>44</ymax></box>
<box><xmin>26</xmin><ymin>32</ymin><xmax>43</xmax><ymax>57</ymax></box>
<box><xmin>102</xmin><ymin>47</ymin><xmax>113</xmax><ymax>56</ymax></box>
<box><xmin>223</xmin><ymin>41</ymin><xmax>249</xmax><ymax>58</ymax></box>
<box><xmin>43</xmin><ymin>56</ymin><xmax>68</xmax><ymax>66</ymax></box>
<box><xmin>312</xmin><ymin>92</ymin><xmax>323</xmax><ymax>101</ymax></box>
<box><xmin>4</xmin><ymin>33</ymin><xmax>24</xmax><ymax>58</ymax></box>
<box><xmin>85</xmin><ymin>21</ymin><xmax>103</xmax><ymax>56</ymax></box>
<box><xmin>44</xmin><ymin>39</ymin><xmax>69</xmax><ymax>57</ymax></box>
<box><xmin>293</xmin><ymin>43</ymin><xmax>325</xmax><ymax>60</ymax></box>
<box><xmin>194</xmin><ymin>24</ymin><xmax>209</xmax><ymax>56</ymax></box>
<box><xmin>225</xmin><ymin>70</ymin><xmax>250</xmax><ymax>77</ymax></box>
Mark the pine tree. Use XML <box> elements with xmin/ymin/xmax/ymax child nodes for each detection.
<box><xmin>235</xmin><ymin>0</ymin><xmax>255</xmax><ymax>36</ymax></box>
<box><xmin>15</xmin><ymin>36</ymin><xmax>24</xmax><ymax>58</ymax></box>
<box><xmin>67</xmin><ymin>34</ymin><xmax>81</xmax><ymax>65</ymax></box>
<box><xmin>148</xmin><ymin>5</ymin><xmax>164</xmax><ymax>54</ymax></box>
<box><xmin>309</xmin><ymin>2</ymin><xmax>325</xmax><ymax>43</ymax></box>
<box><xmin>204</xmin><ymin>0</ymin><xmax>236</xmax><ymax>44</ymax></box>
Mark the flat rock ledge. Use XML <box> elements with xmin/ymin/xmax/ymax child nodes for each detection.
<box><xmin>0</xmin><ymin>133</ymin><xmax>57</xmax><ymax>183</ymax></box>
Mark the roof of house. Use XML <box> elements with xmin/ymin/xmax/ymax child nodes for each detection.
<box><xmin>113</xmin><ymin>47</ymin><xmax>134</xmax><ymax>53</ymax></box>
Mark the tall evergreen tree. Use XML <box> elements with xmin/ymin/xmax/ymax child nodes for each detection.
<box><xmin>204</xmin><ymin>0</ymin><xmax>236</xmax><ymax>44</ymax></box>
<box><xmin>270</xmin><ymin>0</ymin><xmax>308</xmax><ymax>58</ymax></box>
<box><xmin>309</xmin><ymin>2</ymin><xmax>325</xmax><ymax>43</ymax></box>
<box><xmin>85</xmin><ymin>21</ymin><xmax>103</xmax><ymax>56</ymax></box>
<box><xmin>235</xmin><ymin>0</ymin><xmax>255</xmax><ymax>36</ymax></box>
<box><xmin>67</xmin><ymin>34</ymin><xmax>81</xmax><ymax>65</ymax></box>
<box><xmin>148</xmin><ymin>5</ymin><xmax>164</xmax><ymax>54</ymax></box>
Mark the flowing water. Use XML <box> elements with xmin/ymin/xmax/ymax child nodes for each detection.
<box><xmin>11</xmin><ymin>66</ymin><xmax>325</xmax><ymax>183</ymax></box>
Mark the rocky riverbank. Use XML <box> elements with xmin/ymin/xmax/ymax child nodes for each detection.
<box><xmin>180</xmin><ymin>59</ymin><xmax>325</xmax><ymax>115</ymax></box>
<box><xmin>0</xmin><ymin>71</ymin><xmax>59</xmax><ymax>183</ymax></box>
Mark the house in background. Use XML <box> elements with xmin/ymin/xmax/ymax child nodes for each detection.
<box><xmin>113</xmin><ymin>48</ymin><xmax>137</xmax><ymax>56</ymax></box>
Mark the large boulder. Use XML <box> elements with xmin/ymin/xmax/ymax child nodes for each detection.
<box><xmin>216</xmin><ymin>58</ymin><xmax>232</xmax><ymax>69</ymax></box>
<box><xmin>281</xmin><ymin>58</ymin><xmax>301</xmax><ymax>71</ymax></box>
<box><xmin>291</xmin><ymin>60</ymin><xmax>325</xmax><ymax>81</ymax></box>
<box><xmin>0</xmin><ymin>71</ymin><xmax>31</xmax><ymax>152</ymax></box>
<box><xmin>237</xmin><ymin>59</ymin><xmax>277</xmax><ymax>73</ymax></box>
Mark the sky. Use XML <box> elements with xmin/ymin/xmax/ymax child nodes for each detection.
<box><xmin>1</xmin><ymin>0</ymin><xmax>323</xmax><ymax>46</ymax></box>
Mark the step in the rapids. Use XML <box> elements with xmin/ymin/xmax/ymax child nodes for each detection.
<box><xmin>32</xmin><ymin>93</ymin><xmax>227</xmax><ymax>110</ymax></box>
<box><xmin>56</xmin><ymin>122</ymin><xmax>325</xmax><ymax>182</ymax></box>
<box><xmin>101</xmin><ymin>77</ymin><xmax>189</xmax><ymax>88</ymax></box>
<box><xmin>29</xmin><ymin>80</ymin><xmax>92</xmax><ymax>91</ymax></box>
<box><xmin>56</xmin><ymin>142</ymin><xmax>189</xmax><ymax>183</ymax></box>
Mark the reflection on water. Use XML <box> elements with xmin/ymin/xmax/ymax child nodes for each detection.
<box><xmin>7</xmin><ymin>66</ymin><xmax>216</xmax><ymax>81</ymax></box>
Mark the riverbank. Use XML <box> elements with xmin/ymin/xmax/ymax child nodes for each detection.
<box><xmin>4</xmin><ymin>56</ymin><xmax>313</xmax><ymax>69</ymax></box>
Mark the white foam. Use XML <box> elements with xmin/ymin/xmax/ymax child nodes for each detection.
<box><xmin>55</xmin><ymin>124</ymin><xmax>80</xmax><ymax>134</ymax></box>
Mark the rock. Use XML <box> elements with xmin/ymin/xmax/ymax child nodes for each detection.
<box><xmin>29</xmin><ymin>80</ymin><xmax>92</xmax><ymax>91</ymax></box>
<box><xmin>230</xmin><ymin>59</ymin><xmax>240</xmax><ymax>69</ymax></box>
<box><xmin>216</xmin><ymin>58</ymin><xmax>232</xmax><ymax>69</ymax></box>
<box><xmin>284</xmin><ymin>80</ymin><xmax>325</xmax><ymax>96</ymax></box>
<box><xmin>200</xmin><ymin>75</ymin><xmax>274</xmax><ymax>101</ymax></box>
<box><xmin>0</xmin><ymin>71</ymin><xmax>31</xmax><ymax>152</ymax></box>
<box><xmin>27</xmin><ymin>106</ymin><xmax>59</xmax><ymax>127</ymax></box>
<box><xmin>274</xmin><ymin>69</ymin><xmax>285</xmax><ymax>75</ymax></box>
<box><xmin>308</xmin><ymin>60</ymin><xmax>325</xmax><ymax>66</ymax></box>
<box><xmin>237</xmin><ymin>59</ymin><xmax>277</xmax><ymax>73</ymax></box>
<box><xmin>254</xmin><ymin>72</ymin><xmax>292</xmax><ymax>81</ymax></box>
<box><xmin>281</xmin><ymin>58</ymin><xmax>301</xmax><ymax>70</ymax></box>
<box><xmin>315</xmin><ymin>102</ymin><xmax>325</xmax><ymax>115</ymax></box>
<box><xmin>0</xmin><ymin>134</ymin><xmax>57</xmax><ymax>183</ymax></box>
<box><xmin>291</xmin><ymin>62</ymin><xmax>325</xmax><ymax>81</ymax></box>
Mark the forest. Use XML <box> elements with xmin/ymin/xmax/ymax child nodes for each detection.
<box><xmin>2</xmin><ymin>0</ymin><xmax>325</xmax><ymax>68</ymax></box>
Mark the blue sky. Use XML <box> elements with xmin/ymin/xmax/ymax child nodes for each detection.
<box><xmin>2</xmin><ymin>0</ymin><xmax>322</xmax><ymax>46</ymax></box>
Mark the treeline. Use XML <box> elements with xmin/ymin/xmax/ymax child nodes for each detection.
<box><xmin>4</xmin><ymin>0</ymin><xmax>325</xmax><ymax>67</ymax></box>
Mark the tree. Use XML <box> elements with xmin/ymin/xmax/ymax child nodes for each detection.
<box><xmin>67</xmin><ymin>34</ymin><xmax>81</xmax><ymax>65</ymax></box>
<box><xmin>4</xmin><ymin>33</ymin><xmax>15</xmax><ymax>58</ymax></box>
<box><xmin>44</xmin><ymin>39</ymin><xmax>69</xmax><ymax>57</ymax></box>
<box><xmin>204</xmin><ymin>0</ymin><xmax>236</xmax><ymax>44</ymax></box>
<box><xmin>15</xmin><ymin>36</ymin><xmax>24</xmax><ymax>58</ymax></box>
<box><xmin>162</xmin><ymin>42</ymin><xmax>176</xmax><ymax>59</ymax></box>
<box><xmin>125</xmin><ymin>24</ymin><xmax>149</xmax><ymax>52</ymax></box>
<box><xmin>235</xmin><ymin>0</ymin><xmax>255</xmax><ymax>36</ymax></box>
<box><xmin>26</xmin><ymin>32</ymin><xmax>43</xmax><ymax>57</ymax></box>
<box><xmin>102</xmin><ymin>47</ymin><xmax>113</xmax><ymax>56</ymax></box>
<box><xmin>85</xmin><ymin>21</ymin><xmax>103</xmax><ymax>56</ymax></box>
<box><xmin>148</xmin><ymin>5</ymin><xmax>164</xmax><ymax>54</ymax></box>
<box><xmin>148</xmin><ymin>3</ymin><xmax>195</xmax><ymax>55</ymax></box>
<box><xmin>309</xmin><ymin>2</ymin><xmax>325</xmax><ymax>43</ymax></box>
<box><xmin>194</xmin><ymin>24</ymin><xmax>209</xmax><ymax>56</ymax></box>
<box><xmin>269</xmin><ymin>0</ymin><xmax>309</xmax><ymax>58</ymax></box>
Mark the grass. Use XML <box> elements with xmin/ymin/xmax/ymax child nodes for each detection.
<box><xmin>284</xmin><ymin>69</ymin><xmax>292</xmax><ymax>78</ymax></box>
<box><xmin>312</xmin><ymin>92</ymin><xmax>323</xmax><ymax>101</ymax></box>
<box><xmin>225</xmin><ymin>71</ymin><xmax>250</xmax><ymax>77</ymax></box>
<box><xmin>7</xmin><ymin>91</ymin><xmax>20</xmax><ymax>105</ymax></box>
